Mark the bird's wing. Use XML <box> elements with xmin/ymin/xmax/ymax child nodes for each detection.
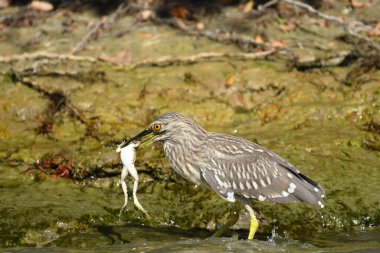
<box><xmin>198</xmin><ymin>133</ymin><xmax>325</xmax><ymax>208</ymax></box>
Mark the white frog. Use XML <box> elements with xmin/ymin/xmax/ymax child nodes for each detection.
<box><xmin>116</xmin><ymin>141</ymin><xmax>147</xmax><ymax>217</ymax></box>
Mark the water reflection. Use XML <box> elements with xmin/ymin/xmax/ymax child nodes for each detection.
<box><xmin>2</xmin><ymin>227</ymin><xmax>379</xmax><ymax>253</ymax></box>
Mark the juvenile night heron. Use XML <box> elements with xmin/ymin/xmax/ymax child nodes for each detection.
<box><xmin>120</xmin><ymin>112</ymin><xmax>325</xmax><ymax>239</ymax></box>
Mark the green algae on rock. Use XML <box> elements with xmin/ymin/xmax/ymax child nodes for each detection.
<box><xmin>0</xmin><ymin>2</ymin><xmax>380</xmax><ymax>249</ymax></box>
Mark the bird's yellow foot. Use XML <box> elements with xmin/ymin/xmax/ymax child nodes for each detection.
<box><xmin>248</xmin><ymin>216</ymin><xmax>259</xmax><ymax>240</ymax></box>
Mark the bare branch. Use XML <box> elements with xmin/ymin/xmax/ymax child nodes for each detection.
<box><xmin>0</xmin><ymin>52</ymin><xmax>97</xmax><ymax>64</ymax></box>
<box><xmin>152</xmin><ymin>17</ymin><xmax>277</xmax><ymax>52</ymax></box>
<box><xmin>281</xmin><ymin>0</ymin><xmax>369</xmax><ymax>30</ymax></box>
<box><xmin>0</xmin><ymin>50</ymin><xmax>276</xmax><ymax>70</ymax></box>
<box><xmin>70</xmin><ymin>0</ymin><xmax>130</xmax><ymax>55</ymax></box>
<box><xmin>294</xmin><ymin>50</ymin><xmax>353</xmax><ymax>70</ymax></box>
<box><xmin>281</xmin><ymin>0</ymin><xmax>380</xmax><ymax>53</ymax></box>
<box><xmin>128</xmin><ymin>50</ymin><xmax>277</xmax><ymax>69</ymax></box>
<box><xmin>258</xmin><ymin>0</ymin><xmax>279</xmax><ymax>11</ymax></box>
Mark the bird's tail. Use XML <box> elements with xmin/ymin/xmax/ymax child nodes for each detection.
<box><xmin>290</xmin><ymin>171</ymin><xmax>325</xmax><ymax>208</ymax></box>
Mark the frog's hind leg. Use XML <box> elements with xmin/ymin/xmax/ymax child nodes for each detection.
<box><xmin>118</xmin><ymin>166</ymin><xmax>129</xmax><ymax>218</ymax></box>
<box><xmin>129</xmin><ymin>165</ymin><xmax>148</xmax><ymax>215</ymax></box>
<box><xmin>132</xmin><ymin>178</ymin><xmax>148</xmax><ymax>214</ymax></box>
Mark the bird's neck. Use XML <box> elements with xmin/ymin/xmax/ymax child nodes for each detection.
<box><xmin>162</xmin><ymin>133</ymin><xmax>206</xmax><ymax>185</ymax></box>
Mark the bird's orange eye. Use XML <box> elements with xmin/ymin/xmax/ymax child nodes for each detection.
<box><xmin>152</xmin><ymin>123</ymin><xmax>161</xmax><ymax>132</ymax></box>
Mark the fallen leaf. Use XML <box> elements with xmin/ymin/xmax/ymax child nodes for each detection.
<box><xmin>255</xmin><ymin>35</ymin><xmax>264</xmax><ymax>43</ymax></box>
<box><xmin>311</xmin><ymin>18</ymin><xmax>328</xmax><ymax>28</ymax></box>
<box><xmin>143</xmin><ymin>33</ymin><xmax>156</xmax><ymax>38</ymax></box>
<box><xmin>243</xmin><ymin>0</ymin><xmax>254</xmax><ymax>13</ymax></box>
<box><xmin>99</xmin><ymin>49</ymin><xmax>131</xmax><ymax>65</ymax></box>
<box><xmin>170</xmin><ymin>4</ymin><xmax>190</xmax><ymax>19</ymax></box>
<box><xmin>350</xmin><ymin>0</ymin><xmax>370</xmax><ymax>8</ymax></box>
<box><xmin>225</xmin><ymin>75</ymin><xmax>234</xmax><ymax>88</ymax></box>
<box><xmin>375</xmin><ymin>21</ymin><xmax>380</xmax><ymax>29</ymax></box>
<box><xmin>0</xmin><ymin>0</ymin><xmax>9</xmax><ymax>8</ymax></box>
<box><xmin>367</xmin><ymin>29</ymin><xmax>380</xmax><ymax>37</ymax></box>
<box><xmin>139</xmin><ymin>10</ymin><xmax>153</xmax><ymax>21</ymax></box>
<box><xmin>367</xmin><ymin>21</ymin><xmax>380</xmax><ymax>37</ymax></box>
<box><xmin>327</xmin><ymin>41</ymin><xmax>336</xmax><ymax>48</ymax></box>
<box><xmin>196</xmin><ymin>22</ymin><xmax>205</xmax><ymax>30</ymax></box>
<box><xmin>279</xmin><ymin>22</ymin><xmax>296</xmax><ymax>32</ymax></box>
<box><xmin>30</xmin><ymin>1</ymin><xmax>54</xmax><ymax>12</ymax></box>
<box><xmin>271</xmin><ymin>40</ymin><xmax>286</xmax><ymax>47</ymax></box>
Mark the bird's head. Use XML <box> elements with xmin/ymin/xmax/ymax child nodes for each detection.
<box><xmin>119</xmin><ymin>112</ymin><xmax>207</xmax><ymax>148</ymax></box>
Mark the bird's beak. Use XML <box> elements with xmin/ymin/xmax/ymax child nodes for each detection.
<box><xmin>119</xmin><ymin>128</ymin><xmax>153</xmax><ymax>149</ymax></box>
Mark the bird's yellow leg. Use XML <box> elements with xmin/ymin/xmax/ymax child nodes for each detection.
<box><xmin>211</xmin><ymin>203</ymin><xmax>239</xmax><ymax>238</ymax></box>
<box><xmin>241</xmin><ymin>198</ymin><xmax>259</xmax><ymax>240</ymax></box>
<box><xmin>248</xmin><ymin>215</ymin><xmax>259</xmax><ymax>240</ymax></box>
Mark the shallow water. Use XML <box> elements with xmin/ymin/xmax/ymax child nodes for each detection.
<box><xmin>2</xmin><ymin>228</ymin><xmax>379</xmax><ymax>253</ymax></box>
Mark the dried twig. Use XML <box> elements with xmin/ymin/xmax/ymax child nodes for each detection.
<box><xmin>0</xmin><ymin>52</ymin><xmax>97</xmax><ymax>64</ymax></box>
<box><xmin>258</xmin><ymin>0</ymin><xmax>279</xmax><ymax>11</ymax></box>
<box><xmin>294</xmin><ymin>50</ymin><xmax>354</xmax><ymax>70</ymax></box>
<box><xmin>344</xmin><ymin>28</ymin><xmax>380</xmax><ymax>53</ymax></box>
<box><xmin>0</xmin><ymin>50</ymin><xmax>276</xmax><ymax>70</ymax></box>
<box><xmin>281</xmin><ymin>0</ymin><xmax>380</xmax><ymax>52</ymax></box>
<box><xmin>153</xmin><ymin>17</ymin><xmax>277</xmax><ymax>52</ymax></box>
<box><xmin>128</xmin><ymin>50</ymin><xmax>277</xmax><ymax>69</ymax></box>
<box><xmin>282</xmin><ymin>0</ymin><xmax>369</xmax><ymax>30</ymax></box>
<box><xmin>70</xmin><ymin>0</ymin><xmax>130</xmax><ymax>55</ymax></box>
<box><xmin>0</xmin><ymin>6</ymin><xmax>51</xmax><ymax>24</ymax></box>
<box><xmin>71</xmin><ymin>1</ymin><xmax>289</xmax><ymax>56</ymax></box>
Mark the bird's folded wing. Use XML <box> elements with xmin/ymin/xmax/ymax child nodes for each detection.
<box><xmin>198</xmin><ymin>133</ymin><xmax>325</xmax><ymax>207</ymax></box>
